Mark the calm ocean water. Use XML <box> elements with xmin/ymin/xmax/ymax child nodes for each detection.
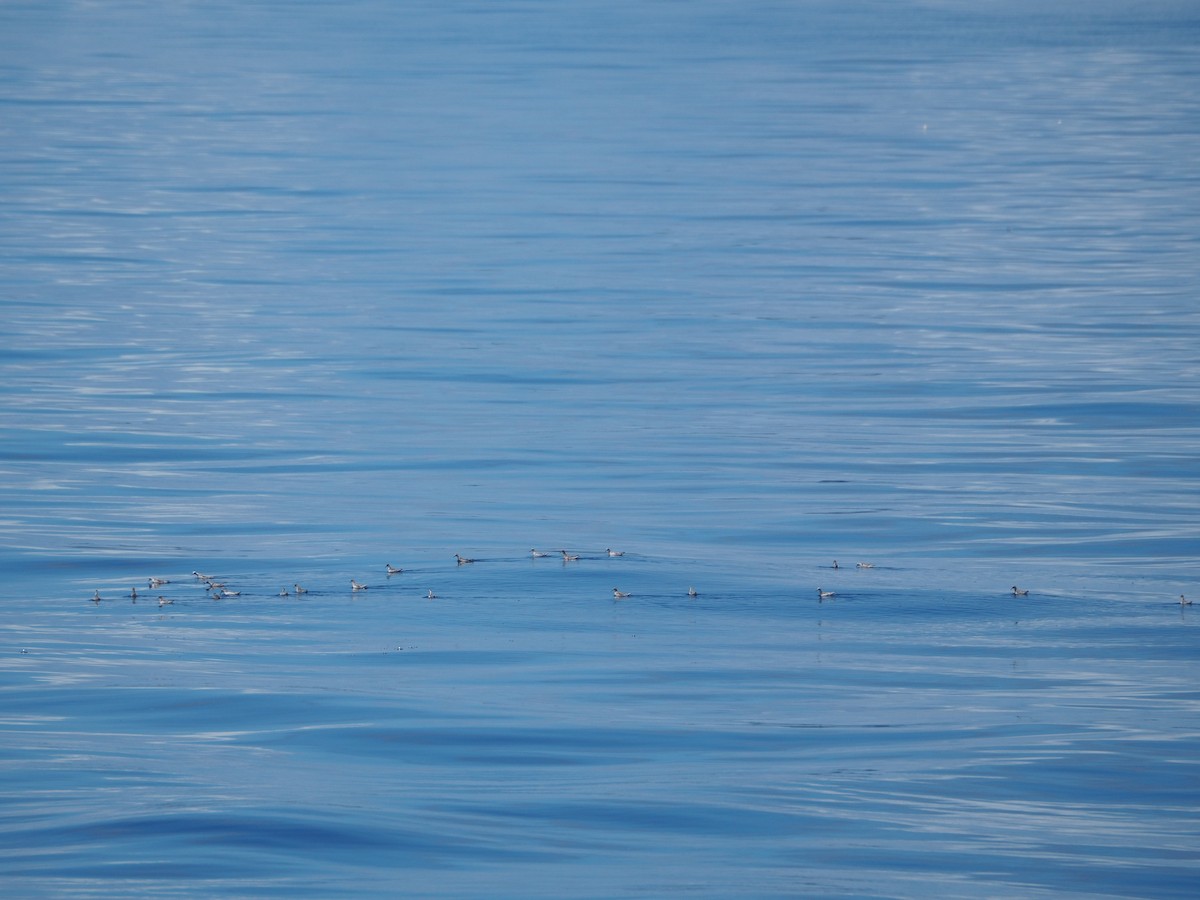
<box><xmin>2</xmin><ymin>1</ymin><xmax>1198</xmax><ymax>897</ymax></box>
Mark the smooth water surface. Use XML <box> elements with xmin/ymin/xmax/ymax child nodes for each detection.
<box><xmin>2</xmin><ymin>1</ymin><xmax>1198</xmax><ymax>897</ymax></box>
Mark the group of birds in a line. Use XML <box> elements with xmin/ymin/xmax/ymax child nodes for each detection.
<box><xmin>88</xmin><ymin>551</ymin><xmax>1194</xmax><ymax>608</ymax></box>
<box><xmin>91</xmin><ymin>548</ymin><xmax>658</xmax><ymax>607</ymax></box>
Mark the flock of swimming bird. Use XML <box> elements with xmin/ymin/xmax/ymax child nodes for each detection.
<box><xmin>88</xmin><ymin>550</ymin><xmax>1194</xmax><ymax>609</ymax></box>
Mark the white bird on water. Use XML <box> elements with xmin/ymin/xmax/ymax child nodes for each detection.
<box><xmin>149</xmin><ymin>577</ymin><xmax>169</xmax><ymax>588</ymax></box>
<box><xmin>857</xmin><ymin>562</ymin><xmax>875</xmax><ymax>569</ymax></box>
<box><xmin>688</xmin><ymin>587</ymin><xmax>698</xmax><ymax>597</ymax></box>
<box><xmin>817</xmin><ymin>588</ymin><xmax>836</xmax><ymax>600</ymax></box>
<box><xmin>1181</xmin><ymin>595</ymin><xmax>1193</xmax><ymax>606</ymax></box>
<box><xmin>386</xmin><ymin>564</ymin><xmax>403</xmax><ymax>575</ymax></box>
<box><xmin>560</xmin><ymin>550</ymin><xmax>579</xmax><ymax>561</ymax></box>
<box><xmin>294</xmin><ymin>583</ymin><xmax>308</xmax><ymax>594</ymax></box>
<box><xmin>530</xmin><ymin>549</ymin><xmax>551</xmax><ymax>558</ymax></box>
<box><xmin>351</xmin><ymin>579</ymin><xmax>368</xmax><ymax>591</ymax></box>
<box><xmin>455</xmin><ymin>554</ymin><xmax>475</xmax><ymax>565</ymax></box>
<box><xmin>1012</xmin><ymin>586</ymin><xmax>1029</xmax><ymax>597</ymax></box>
<box><xmin>613</xmin><ymin>588</ymin><xmax>631</xmax><ymax>599</ymax></box>
<box><xmin>427</xmin><ymin>590</ymin><xmax>437</xmax><ymax>599</ymax></box>
<box><xmin>278</xmin><ymin>588</ymin><xmax>289</xmax><ymax>597</ymax></box>
<box><xmin>606</xmin><ymin>549</ymin><xmax>625</xmax><ymax>557</ymax></box>
<box><xmin>158</xmin><ymin>596</ymin><xmax>173</xmax><ymax>607</ymax></box>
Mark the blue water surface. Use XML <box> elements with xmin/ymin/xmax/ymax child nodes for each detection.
<box><xmin>1</xmin><ymin>1</ymin><xmax>1198</xmax><ymax>897</ymax></box>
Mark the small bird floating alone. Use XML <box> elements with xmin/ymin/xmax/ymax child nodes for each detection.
<box><xmin>1181</xmin><ymin>595</ymin><xmax>1193</xmax><ymax>606</ymax></box>
<box><xmin>1012</xmin><ymin>586</ymin><xmax>1029</xmax><ymax>597</ymax></box>
<box><xmin>817</xmin><ymin>588</ymin><xmax>836</xmax><ymax>600</ymax></box>
<box><xmin>560</xmin><ymin>550</ymin><xmax>579</xmax><ymax>561</ymax></box>
<box><xmin>351</xmin><ymin>579</ymin><xmax>368</xmax><ymax>591</ymax></box>
<box><xmin>688</xmin><ymin>587</ymin><xmax>698</xmax><ymax>597</ymax></box>
<box><xmin>613</xmin><ymin>588</ymin><xmax>631</xmax><ymax>599</ymax></box>
<box><xmin>455</xmin><ymin>554</ymin><xmax>475</xmax><ymax>565</ymax></box>
<box><xmin>606</xmin><ymin>549</ymin><xmax>625</xmax><ymax>557</ymax></box>
<box><xmin>386</xmin><ymin>564</ymin><xmax>403</xmax><ymax>575</ymax></box>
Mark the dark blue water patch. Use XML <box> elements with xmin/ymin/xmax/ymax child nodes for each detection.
<box><xmin>2</xmin><ymin>807</ymin><xmax>554</xmax><ymax>885</ymax></box>
<box><xmin>452</xmin><ymin>797</ymin><xmax>826</xmax><ymax>839</ymax></box>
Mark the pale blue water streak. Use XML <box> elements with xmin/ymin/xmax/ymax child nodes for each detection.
<box><xmin>1</xmin><ymin>1</ymin><xmax>1199</xmax><ymax>897</ymax></box>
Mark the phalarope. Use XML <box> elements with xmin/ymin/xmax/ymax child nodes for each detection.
<box><xmin>613</xmin><ymin>588</ymin><xmax>631</xmax><ymax>599</ymax></box>
<box><xmin>130</xmin><ymin>587</ymin><xmax>138</xmax><ymax>600</ymax></box>
<box><xmin>856</xmin><ymin>562</ymin><xmax>875</xmax><ymax>569</ymax></box>
<box><xmin>278</xmin><ymin>588</ymin><xmax>289</xmax><ymax>597</ymax></box>
<box><xmin>294</xmin><ymin>583</ymin><xmax>308</xmax><ymax>594</ymax></box>
<box><xmin>606</xmin><ymin>549</ymin><xmax>625</xmax><ymax>557</ymax></box>
<box><xmin>386</xmin><ymin>564</ymin><xmax>403</xmax><ymax>575</ymax></box>
<box><xmin>687</xmin><ymin>587</ymin><xmax>698</xmax><ymax>597</ymax></box>
<box><xmin>455</xmin><ymin>554</ymin><xmax>475</xmax><ymax>565</ymax></box>
<box><xmin>192</xmin><ymin>571</ymin><xmax>211</xmax><ymax>581</ymax></box>
<box><xmin>530</xmin><ymin>549</ymin><xmax>551</xmax><ymax>558</ymax></box>
<box><xmin>1012</xmin><ymin>586</ymin><xmax>1029</xmax><ymax>597</ymax></box>
<box><xmin>351</xmin><ymin>579</ymin><xmax>368</xmax><ymax>591</ymax></box>
<box><xmin>560</xmin><ymin>550</ymin><xmax>579</xmax><ymax>561</ymax></box>
<box><xmin>219</xmin><ymin>589</ymin><xmax>240</xmax><ymax>597</ymax></box>
<box><xmin>817</xmin><ymin>588</ymin><xmax>836</xmax><ymax>600</ymax></box>
<box><xmin>92</xmin><ymin>590</ymin><xmax>102</xmax><ymax>603</ymax></box>
<box><xmin>148</xmin><ymin>577</ymin><xmax>169</xmax><ymax>588</ymax></box>
<box><xmin>1181</xmin><ymin>595</ymin><xmax>1192</xmax><ymax>606</ymax></box>
<box><xmin>427</xmin><ymin>589</ymin><xmax>437</xmax><ymax>599</ymax></box>
<box><xmin>158</xmin><ymin>596</ymin><xmax>173</xmax><ymax>607</ymax></box>
<box><xmin>832</xmin><ymin>560</ymin><xmax>839</xmax><ymax>569</ymax></box>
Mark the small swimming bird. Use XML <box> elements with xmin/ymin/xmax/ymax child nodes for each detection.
<box><xmin>92</xmin><ymin>590</ymin><xmax>102</xmax><ymax>603</ymax></box>
<box><xmin>351</xmin><ymin>579</ymin><xmax>368</xmax><ymax>591</ymax></box>
<box><xmin>688</xmin><ymin>587</ymin><xmax>698</xmax><ymax>597</ymax></box>
<box><xmin>832</xmin><ymin>560</ymin><xmax>839</xmax><ymax>569</ymax></box>
<box><xmin>294</xmin><ymin>583</ymin><xmax>308</xmax><ymax>594</ymax></box>
<box><xmin>219</xmin><ymin>589</ymin><xmax>240</xmax><ymax>597</ymax></box>
<box><xmin>211</xmin><ymin>590</ymin><xmax>223</xmax><ymax>600</ymax></box>
<box><xmin>856</xmin><ymin>562</ymin><xmax>875</xmax><ymax>569</ymax></box>
<box><xmin>530</xmin><ymin>549</ymin><xmax>551</xmax><ymax>558</ymax></box>
<box><xmin>606</xmin><ymin>548</ymin><xmax>625</xmax><ymax>557</ymax></box>
<box><xmin>560</xmin><ymin>550</ymin><xmax>579</xmax><ymax>561</ymax></box>
<box><xmin>130</xmin><ymin>586</ymin><xmax>138</xmax><ymax>600</ymax></box>
<box><xmin>1012</xmin><ymin>586</ymin><xmax>1029</xmax><ymax>597</ymax></box>
<box><xmin>204</xmin><ymin>581</ymin><xmax>225</xmax><ymax>590</ymax></box>
<box><xmin>613</xmin><ymin>588</ymin><xmax>631</xmax><ymax>599</ymax></box>
<box><xmin>455</xmin><ymin>554</ymin><xmax>475</xmax><ymax>565</ymax></box>
<box><xmin>427</xmin><ymin>589</ymin><xmax>436</xmax><ymax>599</ymax></box>
<box><xmin>158</xmin><ymin>596</ymin><xmax>173</xmax><ymax>607</ymax></box>
<box><xmin>817</xmin><ymin>588</ymin><xmax>836</xmax><ymax>600</ymax></box>
<box><xmin>148</xmin><ymin>577</ymin><xmax>169</xmax><ymax>588</ymax></box>
<box><xmin>1181</xmin><ymin>595</ymin><xmax>1192</xmax><ymax>606</ymax></box>
<box><xmin>192</xmin><ymin>571</ymin><xmax>211</xmax><ymax>581</ymax></box>
<box><xmin>278</xmin><ymin>588</ymin><xmax>289</xmax><ymax>597</ymax></box>
<box><xmin>386</xmin><ymin>564</ymin><xmax>403</xmax><ymax>575</ymax></box>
